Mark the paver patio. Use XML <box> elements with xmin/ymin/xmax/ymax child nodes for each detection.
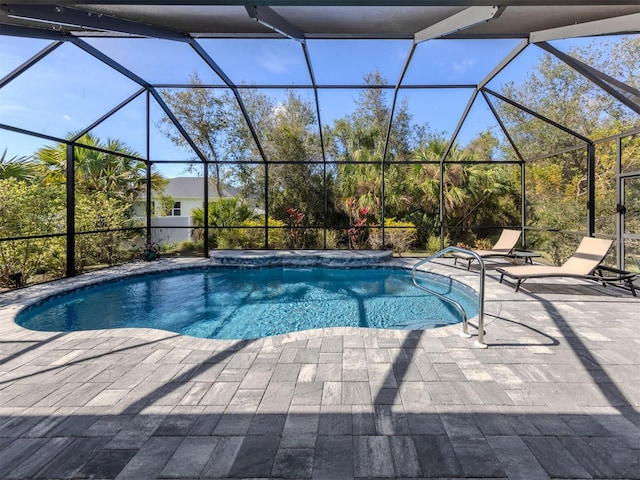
<box><xmin>0</xmin><ymin>257</ymin><xmax>638</xmax><ymax>479</ymax></box>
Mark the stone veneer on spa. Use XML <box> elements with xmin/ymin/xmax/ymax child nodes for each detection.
<box><xmin>209</xmin><ymin>249</ymin><xmax>394</xmax><ymax>267</ymax></box>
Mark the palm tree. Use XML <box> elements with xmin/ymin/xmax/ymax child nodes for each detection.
<box><xmin>411</xmin><ymin>138</ymin><xmax>519</xmax><ymax>243</ymax></box>
<box><xmin>0</xmin><ymin>149</ymin><xmax>37</xmax><ymax>182</ymax></box>
<box><xmin>334</xmin><ymin>126</ymin><xmax>385</xmax><ymax>217</ymax></box>
<box><xmin>35</xmin><ymin>133</ymin><xmax>166</xmax><ymax>202</ymax></box>
<box><xmin>191</xmin><ymin>197</ymin><xmax>254</xmax><ymax>247</ymax></box>
<box><xmin>412</xmin><ymin>138</ymin><xmax>473</xmax><ymax>219</ymax></box>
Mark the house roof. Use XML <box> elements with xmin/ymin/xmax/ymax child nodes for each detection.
<box><xmin>161</xmin><ymin>177</ymin><xmax>238</xmax><ymax>199</ymax></box>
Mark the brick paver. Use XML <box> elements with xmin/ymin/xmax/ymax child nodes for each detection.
<box><xmin>0</xmin><ymin>256</ymin><xmax>638</xmax><ymax>479</ymax></box>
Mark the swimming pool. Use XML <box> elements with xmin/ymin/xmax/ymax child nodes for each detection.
<box><xmin>16</xmin><ymin>267</ymin><xmax>479</xmax><ymax>340</ymax></box>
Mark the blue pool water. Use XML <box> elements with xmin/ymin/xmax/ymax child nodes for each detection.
<box><xmin>16</xmin><ymin>267</ymin><xmax>478</xmax><ymax>340</ymax></box>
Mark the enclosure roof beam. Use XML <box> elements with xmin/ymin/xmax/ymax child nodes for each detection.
<box><xmin>0</xmin><ymin>22</ymin><xmax>67</xmax><ymax>40</ymax></box>
<box><xmin>483</xmin><ymin>86</ymin><xmax>592</xmax><ymax>144</ymax></box>
<box><xmin>536</xmin><ymin>41</ymin><xmax>640</xmax><ymax>116</ymax></box>
<box><xmin>414</xmin><ymin>5</ymin><xmax>505</xmax><ymax>43</ymax></box>
<box><xmin>301</xmin><ymin>41</ymin><xmax>327</xmax><ymax>165</ymax></box>
<box><xmin>0</xmin><ymin>40</ymin><xmax>63</xmax><ymax>89</ymax></box>
<box><xmin>383</xmin><ymin>42</ymin><xmax>417</xmax><ymax>164</ymax></box>
<box><xmin>0</xmin><ymin>122</ymin><xmax>145</xmax><ymax>162</ymax></box>
<box><xmin>70</xmin><ymin>37</ymin><xmax>150</xmax><ymax>86</ymax></box>
<box><xmin>71</xmin><ymin>88</ymin><xmax>147</xmax><ymax>142</ymax></box>
<box><xmin>1</xmin><ymin>4</ymin><xmax>188</xmax><ymax>41</ymax></box>
<box><xmin>438</xmin><ymin>38</ymin><xmax>527</xmax><ymax>163</ymax></box>
<box><xmin>477</xmin><ymin>38</ymin><xmax>528</xmax><ymax>89</ymax></box>
<box><xmin>441</xmin><ymin>90</ymin><xmax>479</xmax><ymax>163</ymax></box>
<box><xmin>245</xmin><ymin>5</ymin><xmax>304</xmax><ymax>42</ymax></box>
<box><xmin>530</xmin><ymin>13</ymin><xmax>640</xmax><ymax>43</ymax></box>
<box><xmin>0</xmin><ymin>123</ymin><xmax>67</xmax><ymax>146</ymax></box>
<box><xmin>189</xmin><ymin>39</ymin><xmax>269</xmax><ymax>163</ymax></box>
<box><xmin>71</xmin><ymin>37</ymin><xmax>208</xmax><ymax>163</ymax></box>
<box><xmin>526</xmin><ymin>143</ymin><xmax>589</xmax><ymax>163</ymax></box>
<box><xmin>481</xmin><ymin>90</ymin><xmax>524</xmax><ymax>162</ymax></box>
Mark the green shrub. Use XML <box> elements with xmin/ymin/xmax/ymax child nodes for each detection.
<box><xmin>0</xmin><ymin>178</ymin><xmax>66</xmax><ymax>286</ymax></box>
<box><xmin>324</xmin><ymin>229</ymin><xmax>340</xmax><ymax>249</ymax></box>
<box><xmin>208</xmin><ymin>217</ymin><xmax>287</xmax><ymax>249</ymax></box>
<box><xmin>425</xmin><ymin>234</ymin><xmax>450</xmax><ymax>254</ymax></box>
<box><xmin>74</xmin><ymin>192</ymin><xmax>142</xmax><ymax>271</ymax></box>
<box><xmin>192</xmin><ymin>198</ymin><xmax>255</xmax><ymax>248</ymax></box>
<box><xmin>369</xmin><ymin>218</ymin><xmax>418</xmax><ymax>254</ymax></box>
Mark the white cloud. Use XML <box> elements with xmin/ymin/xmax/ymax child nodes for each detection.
<box><xmin>258</xmin><ymin>48</ymin><xmax>294</xmax><ymax>75</ymax></box>
<box><xmin>64</xmin><ymin>115</ymin><xmax>72</xmax><ymax>120</ymax></box>
<box><xmin>0</xmin><ymin>104</ymin><xmax>31</xmax><ymax>113</ymax></box>
<box><xmin>452</xmin><ymin>58</ymin><xmax>478</xmax><ymax>74</ymax></box>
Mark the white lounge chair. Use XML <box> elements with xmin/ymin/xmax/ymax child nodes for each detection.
<box><xmin>453</xmin><ymin>229</ymin><xmax>522</xmax><ymax>270</ymax></box>
<box><xmin>496</xmin><ymin>236</ymin><xmax>636</xmax><ymax>295</ymax></box>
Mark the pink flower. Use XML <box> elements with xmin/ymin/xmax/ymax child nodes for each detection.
<box><xmin>359</xmin><ymin>207</ymin><xmax>369</xmax><ymax>216</ymax></box>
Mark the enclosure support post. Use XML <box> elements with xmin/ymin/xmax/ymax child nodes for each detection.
<box><xmin>145</xmin><ymin>90</ymin><xmax>152</xmax><ymax>245</ymax></box>
<box><xmin>521</xmin><ymin>161</ymin><xmax>526</xmax><ymax>249</ymax></box>
<box><xmin>381</xmin><ymin>161</ymin><xmax>386</xmax><ymax>249</ymax></box>
<box><xmin>323</xmin><ymin>161</ymin><xmax>327</xmax><ymax>249</ymax></box>
<box><xmin>203</xmin><ymin>165</ymin><xmax>209</xmax><ymax>258</ymax></box>
<box><xmin>616</xmin><ymin>137</ymin><xmax>623</xmax><ymax>270</ymax></box>
<box><xmin>439</xmin><ymin>162</ymin><xmax>445</xmax><ymax>249</ymax></box>
<box><xmin>301</xmin><ymin>42</ymin><xmax>328</xmax><ymax>249</ymax></box>
<box><xmin>587</xmin><ymin>143</ymin><xmax>596</xmax><ymax>237</ymax></box>
<box><xmin>66</xmin><ymin>143</ymin><xmax>75</xmax><ymax>278</ymax></box>
<box><xmin>145</xmin><ymin>162</ymin><xmax>152</xmax><ymax>243</ymax></box>
<box><xmin>264</xmin><ymin>163</ymin><xmax>269</xmax><ymax>249</ymax></box>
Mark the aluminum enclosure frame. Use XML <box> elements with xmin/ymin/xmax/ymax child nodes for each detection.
<box><xmin>1</xmin><ymin>4</ymin><xmax>639</xmax><ymax>279</ymax></box>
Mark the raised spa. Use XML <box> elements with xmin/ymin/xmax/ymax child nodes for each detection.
<box><xmin>16</xmin><ymin>267</ymin><xmax>478</xmax><ymax>340</ymax></box>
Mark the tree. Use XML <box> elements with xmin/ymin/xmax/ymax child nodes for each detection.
<box><xmin>409</xmin><ymin>138</ymin><xmax>520</xmax><ymax>245</ymax></box>
<box><xmin>231</xmin><ymin>89</ymin><xmax>332</xmax><ymax>246</ymax></box>
<box><xmin>260</xmin><ymin>90</ymin><xmax>325</xmax><ymax>228</ymax></box>
<box><xmin>0</xmin><ymin>149</ymin><xmax>37</xmax><ymax>182</ymax></box>
<box><xmin>35</xmin><ymin>132</ymin><xmax>165</xmax><ymax>205</ymax></box>
<box><xmin>496</xmin><ymin>36</ymin><xmax>639</xmax><ymax>158</ymax></box>
<box><xmin>159</xmin><ymin>73</ymin><xmax>237</xmax><ymax>196</ymax></box>
<box><xmin>464</xmin><ymin>131</ymin><xmax>500</xmax><ymax>161</ymax></box>
<box><xmin>327</xmin><ymin>71</ymin><xmax>413</xmax><ymax>166</ymax></box>
<box><xmin>0</xmin><ymin>178</ymin><xmax>66</xmax><ymax>286</ymax></box>
<box><xmin>329</xmin><ymin>71</ymin><xmax>415</xmax><ymax>225</ymax></box>
<box><xmin>495</xmin><ymin>36</ymin><xmax>640</xmax><ymax>261</ymax></box>
<box><xmin>592</xmin><ymin>124</ymin><xmax>640</xmax><ymax>236</ymax></box>
<box><xmin>74</xmin><ymin>192</ymin><xmax>140</xmax><ymax>271</ymax></box>
<box><xmin>0</xmin><ymin>133</ymin><xmax>165</xmax><ymax>282</ymax></box>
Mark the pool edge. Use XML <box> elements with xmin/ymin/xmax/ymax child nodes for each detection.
<box><xmin>1</xmin><ymin>255</ymin><xmax>487</xmax><ymax>345</ymax></box>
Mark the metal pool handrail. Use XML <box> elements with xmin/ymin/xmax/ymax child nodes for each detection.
<box><xmin>411</xmin><ymin>246</ymin><xmax>487</xmax><ymax>349</ymax></box>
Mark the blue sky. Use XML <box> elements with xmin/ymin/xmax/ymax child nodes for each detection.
<box><xmin>0</xmin><ymin>34</ymin><xmax>623</xmax><ymax>178</ymax></box>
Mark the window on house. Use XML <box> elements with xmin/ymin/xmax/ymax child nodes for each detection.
<box><xmin>171</xmin><ymin>202</ymin><xmax>181</xmax><ymax>216</ymax></box>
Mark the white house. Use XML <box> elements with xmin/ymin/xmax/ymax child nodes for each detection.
<box><xmin>134</xmin><ymin>177</ymin><xmax>238</xmax><ymax>244</ymax></box>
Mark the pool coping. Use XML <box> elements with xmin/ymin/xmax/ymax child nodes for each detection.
<box><xmin>0</xmin><ymin>253</ymin><xmax>487</xmax><ymax>348</ymax></box>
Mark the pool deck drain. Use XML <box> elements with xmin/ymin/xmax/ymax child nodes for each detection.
<box><xmin>0</xmin><ymin>256</ymin><xmax>638</xmax><ymax>479</ymax></box>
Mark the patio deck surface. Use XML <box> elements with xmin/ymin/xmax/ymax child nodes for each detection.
<box><xmin>0</xmin><ymin>256</ymin><xmax>638</xmax><ymax>480</ymax></box>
